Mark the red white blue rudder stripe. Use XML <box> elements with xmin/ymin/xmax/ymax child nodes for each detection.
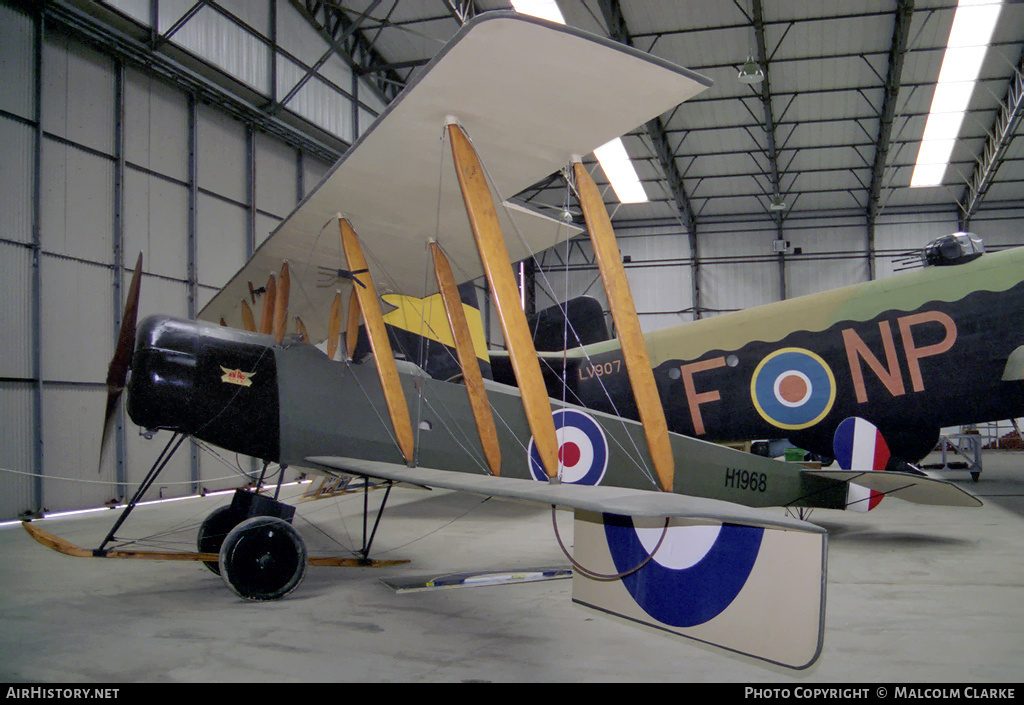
<box><xmin>832</xmin><ymin>416</ymin><xmax>890</xmax><ymax>511</ymax></box>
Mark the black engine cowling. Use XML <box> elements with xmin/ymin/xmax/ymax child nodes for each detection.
<box><xmin>126</xmin><ymin>316</ymin><xmax>281</xmax><ymax>462</ymax></box>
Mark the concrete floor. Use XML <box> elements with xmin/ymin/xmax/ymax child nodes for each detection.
<box><xmin>1</xmin><ymin>450</ymin><xmax>1022</xmax><ymax>683</ymax></box>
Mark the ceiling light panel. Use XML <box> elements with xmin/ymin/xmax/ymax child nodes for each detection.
<box><xmin>911</xmin><ymin>0</ymin><xmax>1003</xmax><ymax>188</ymax></box>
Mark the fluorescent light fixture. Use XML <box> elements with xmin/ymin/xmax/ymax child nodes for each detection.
<box><xmin>911</xmin><ymin>0</ymin><xmax>1002</xmax><ymax>187</ymax></box>
<box><xmin>511</xmin><ymin>0</ymin><xmax>648</xmax><ymax>203</ymax></box>
<box><xmin>594</xmin><ymin>138</ymin><xmax>649</xmax><ymax>203</ymax></box>
<box><xmin>510</xmin><ymin>0</ymin><xmax>565</xmax><ymax>24</ymax></box>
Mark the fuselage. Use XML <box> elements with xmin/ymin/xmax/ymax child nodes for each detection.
<box><xmin>124</xmin><ymin>314</ymin><xmax>846</xmax><ymax>511</ymax></box>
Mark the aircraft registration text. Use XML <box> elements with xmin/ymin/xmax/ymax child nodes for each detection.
<box><xmin>724</xmin><ymin>467</ymin><xmax>767</xmax><ymax>492</ymax></box>
<box><xmin>578</xmin><ymin>359</ymin><xmax>623</xmax><ymax>380</ymax></box>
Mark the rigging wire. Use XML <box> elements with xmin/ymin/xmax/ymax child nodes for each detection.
<box><xmin>371</xmin><ymin>495</ymin><xmax>496</xmax><ymax>557</ymax></box>
<box><xmin>551</xmin><ymin>507</ymin><xmax>670</xmax><ymax>581</ymax></box>
<box><xmin>375</xmin><ymin>124</ymin><xmax>665</xmax><ymax>490</ymax></box>
<box><xmin>504</xmin><ymin>158</ymin><xmax>659</xmax><ymax>488</ymax></box>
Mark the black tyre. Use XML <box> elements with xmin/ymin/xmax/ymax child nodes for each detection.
<box><xmin>219</xmin><ymin>516</ymin><xmax>307</xmax><ymax>601</ymax></box>
<box><xmin>197</xmin><ymin>505</ymin><xmax>242</xmax><ymax>575</ymax></box>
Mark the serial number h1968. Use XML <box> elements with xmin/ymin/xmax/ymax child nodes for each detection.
<box><xmin>725</xmin><ymin>468</ymin><xmax>767</xmax><ymax>492</ymax></box>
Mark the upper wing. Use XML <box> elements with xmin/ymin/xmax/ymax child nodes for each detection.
<box><xmin>197</xmin><ymin>12</ymin><xmax>711</xmax><ymax>343</ymax></box>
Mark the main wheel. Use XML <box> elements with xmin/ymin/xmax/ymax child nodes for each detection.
<box><xmin>197</xmin><ymin>505</ymin><xmax>242</xmax><ymax>575</ymax></box>
<box><xmin>219</xmin><ymin>516</ymin><xmax>307</xmax><ymax>601</ymax></box>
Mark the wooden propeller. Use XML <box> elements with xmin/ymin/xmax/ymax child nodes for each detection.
<box><xmin>99</xmin><ymin>252</ymin><xmax>143</xmax><ymax>473</ymax></box>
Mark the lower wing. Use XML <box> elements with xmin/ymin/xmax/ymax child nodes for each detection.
<box><xmin>308</xmin><ymin>456</ymin><xmax>827</xmax><ymax>669</ymax></box>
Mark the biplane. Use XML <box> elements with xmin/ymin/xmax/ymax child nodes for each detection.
<box><xmin>23</xmin><ymin>13</ymin><xmax>987</xmax><ymax>670</ymax></box>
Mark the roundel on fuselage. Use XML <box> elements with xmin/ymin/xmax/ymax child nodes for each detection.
<box><xmin>750</xmin><ymin>347</ymin><xmax>836</xmax><ymax>431</ymax></box>
<box><xmin>528</xmin><ymin>409</ymin><xmax>609</xmax><ymax>485</ymax></box>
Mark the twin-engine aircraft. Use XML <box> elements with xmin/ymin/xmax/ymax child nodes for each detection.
<box><xmin>24</xmin><ymin>14</ymin><xmax>995</xmax><ymax>670</ymax></box>
<box><xmin>563</xmin><ymin>235</ymin><xmax>1024</xmax><ymax>468</ymax></box>
<box><xmin>505</xmin><ymin>233</ymin><xmax>1024</xmax><ymax>469</ymax></box>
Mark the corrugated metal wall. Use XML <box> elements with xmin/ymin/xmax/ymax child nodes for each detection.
<box><xmin>528</xmin><ymin>192</ymin><xmax>1015</xmax><ymax>348</ymax></box>
<box><xmin>564</xmin><ymin>201</ymin><xmax>1018</xmax><ymax>336</ymax></box>
<box><xmin>697</xmin><ymin>221</ymin><xmax>782</xmax><ymax>316</ymax></box>
<box><xmin>2</xmin><ymin>1</ymin><xmax>1023</xmax><ymax>519</ymax></box>
<box><xmin>0</xmin><ymin>1</ymin><xmax>344</xmax><ymax>519</ymax></box>
<box><xmin>0</xmin><ymin>1</ymin><xmax>40</xmax><ymax>520</ymax></box>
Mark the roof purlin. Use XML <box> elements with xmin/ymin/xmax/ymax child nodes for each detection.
<box><xmin>958</xmin><ymin>44</ymin><xmax>1024</xmax><ymax>230</ymax></box>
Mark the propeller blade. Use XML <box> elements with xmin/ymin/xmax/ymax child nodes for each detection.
<box><xmin>99</xmin><ymin>252</ymin><xmax>143</xmax><ymax>472</ymax></box>
<box><xmin>107</xmin><ymin>253</ymin><xmax>143</xmax><ymax>390</ymax></box>
<box><xmin>327</xmin><ymin>291</ymin><xmax>341</xmax><ymax>360</ymax></box>
<box><xmin>259</xmin><ymin>272</ymin><xmax>276</xmax><ymax>335</ymax></box>
<box><xmin>98</xmin><ymin>391</ymin><xmax>121</xmax><ymax>474</ymax></box>
<box><xmin>273</xmin><ymin>262</ymin><xmax>290</xmax><ymax>344</ymax></box>
<box><xmin>240</xmin><ymin>299</ymin><xmax>256</xmax><ymax>332</ymax></box>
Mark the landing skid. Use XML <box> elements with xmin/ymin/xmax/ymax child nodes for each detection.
<box><xmin>24</xmin><ymin>433</ymin><xmax>408</xmax><ymax>601</ymax></box>
<box><xmin>21</xmin><ymin>521</ymin><xmax>407</xmax><ymax>568</ymax></box>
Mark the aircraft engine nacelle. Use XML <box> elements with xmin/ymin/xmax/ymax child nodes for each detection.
<box><xmin>126</xmin><ymin>316</ymin><xmax>281</xmax><ymax>462</ymax></box>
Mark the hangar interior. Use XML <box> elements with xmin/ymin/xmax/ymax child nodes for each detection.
<box><xmin>1</xmin><ymin>0</ymin><xmax>1023</xmax><ymax>682</ymax></box>
<box><xmin>3</xmin><ymin>0</ymin><xmax>1023</xmax><ymax>519</ymax></box>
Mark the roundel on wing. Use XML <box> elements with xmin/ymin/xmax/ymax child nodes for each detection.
<box><xmin>750</xmin><ymin>347</ymin><xmax>836</xmax><ymax>430</ymax></box>
<box><xmin>604</xmin><ymin>516</ymin><xmax>764</xmax><ymax>627</ymax></box>
<box><xmin>528</xmin><ymin>409</ymin><xmax>608</xmax><ymax>485</ymax></box>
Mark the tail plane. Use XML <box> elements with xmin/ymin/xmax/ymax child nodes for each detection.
<box><xmin>805</xmin><ymin>416</ymin><xmax>982</xmax><ymax>509</ymax></box>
